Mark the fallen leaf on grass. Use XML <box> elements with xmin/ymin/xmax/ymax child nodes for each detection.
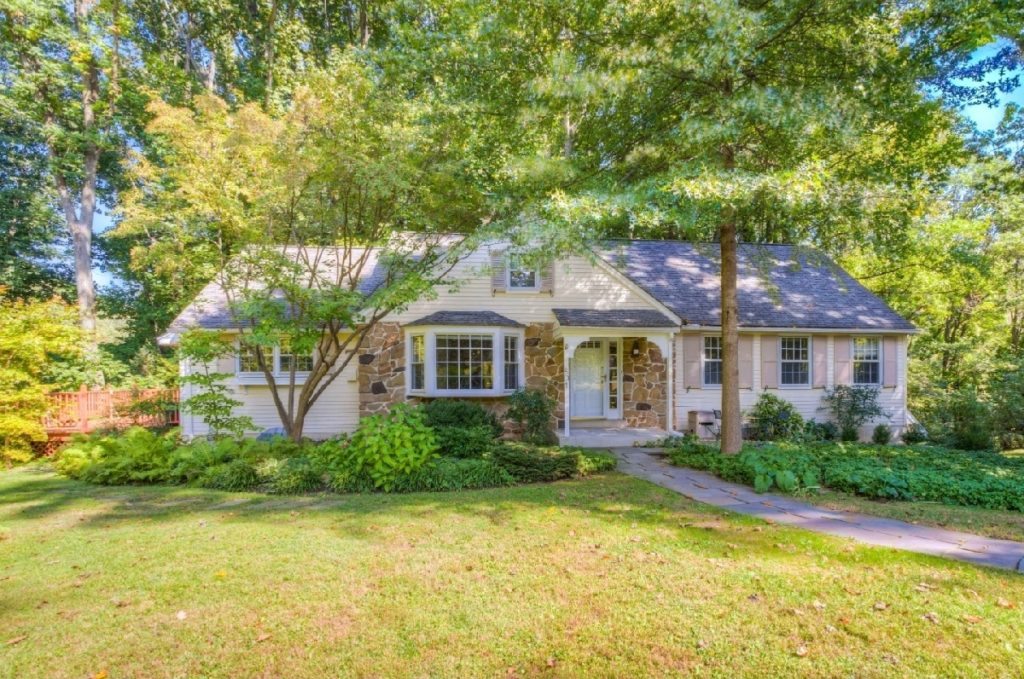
<box><xmin>7</xmin><ymin>635</ymin><xmax>27</xmax><ymax>646</ymax></box>
<box><xmin>795</xmin><ymin>645</ymin><xmax>808</xmax><ymax>657</ymax></box>
<box><xmin>812</xmin><ymin>600</ymin><xmax>826</xmax><ymax>611</ymax></box>
<box><xmin>92</xmin><ymin>670</ymin><xmax>108</xmax><ymax>679</ymax></box>
<box><xmin>923</xmin><ymin>612</ymin><xmax>939</xmax><ymax>624</ymax></box>
<box><xmin>256</xmin><ymin>633</ymin><xmax>271</xmax><ymax>643</ymax></box>
<box><xmin>546</xmin><ymin>657</ymin><xmax>556</xmax><ymax>668</ymax></box>
<box><xmin>873</xmin><ymin>602</ymin><xmax>888</xmax><ymax>611</ymax></box>
<box><xmin>176</xmin><ymin>610</ymin><xmax>187</xmax><ymax>621</ymax></box>
<box><xmin>997</xmin><ymin>598</ymin><xmax>1015</xmax><ymax>609</ymax></box>
<box><xmin>964</xmin><ymin>615</ymin><xmax>983</xmax><ymax>624</ymax></box>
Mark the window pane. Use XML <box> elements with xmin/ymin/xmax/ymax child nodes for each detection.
<box><xmin>410</xmin><ymin>335</ymin><xmax>425</xmax><ymax>390</ymax></box>
<box><xmin>504</xmin><ymin>335</ymin><xmax>519</xmax><ymax>391</ymax></box>
<box><xmin>854</xmin><ymin>362</ymin><xmax>879</xmax><ymax>385</ymax></box>
<box><xmin>435</xmin><ymin>334</ymin><xmax>494</xmax><ymax>391</ymax></box>
<box><xmin>704</xmin><ymin>336</ymin><xmax>722</xmax><ymax>360</ymax></box>
<box><xmin>704</xmin><ymin>361</ymin><xmax>722</xmax><ymax>386</ymax></box>
<box><xmin>508</xmin><ymin>269</ymin><xmax>537</xmax><ymax>289</ymax></box>
<box><xmin>853</xmin><ymin>337</ymin><xmax>879</xmax><ymax>360</ymax></box>
<box><xmin>238</xmin><ymin>344</ymin><xmax>267</xmax><ymax>372</ymax></box>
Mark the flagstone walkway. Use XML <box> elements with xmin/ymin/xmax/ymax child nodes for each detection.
<box><xmin>613</xmin><ymin>447</ymin><xmax>1024</xmax><ymax>572</ymax></box>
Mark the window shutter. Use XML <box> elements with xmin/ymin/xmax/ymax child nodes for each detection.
<box><xmin>834</xmin><ymin>336</ymin><xmax>851</xmax><ymax>385</ymax></box>
<box><xmin>812</xmin><ymin>337</ymin><xmax>827</xmax><ymax>388</ymax></box>
<box><xmin>682</xmin><ymin>334</ymin><xmax>701</xmax><ymax>389</ymax></box>
<box><xmin>490</xmin><ymin>249</ymin><xmax>506</xmax><ymax>293</ymax></box>
<box><xmin>883</xmin><ymin>336</ymin><xmax>898</xmax><ymax>387</ymax></box>
<box><xmin>739</xmin><ymin>335</ymin><xmax>753</xmax><ymax>389</ymax></box>
<box><xmin>761</xmin><ymin>335</ymin><xmax>778</xmax><ymax>389</ymax></box>
<box><xmin>539</xmin><ymin>261</ymin><xmax>555</xmax><ymax>294</ymax></box>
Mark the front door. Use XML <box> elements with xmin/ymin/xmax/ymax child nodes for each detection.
<box><xmin>572</xmin><ymin>344</ymin><xmax>604</xmax><ymax>418</ymax></box>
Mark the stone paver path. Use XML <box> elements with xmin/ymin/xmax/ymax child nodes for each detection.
<box><xmin>614</xmin><ymin>448</ymin><xmax>1024</xmax><ymax>572</ymax></box>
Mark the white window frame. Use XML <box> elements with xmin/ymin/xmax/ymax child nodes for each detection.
<box><xmin>236</xmin><ymin>339</ymin><xmax>313</xmax><ymax>384</ymax></box>
<box><xmin>405</xmin><ymin>326</ymin><xmax>526</xmax><ymax>397</ymax></box>
<box><xmin>701</xmin><ymin>335</ymin><xmax>723</xmax><ymax>388</ymax></box>
<box><xmin>505</xmin><ymin>257</ymin><xmax>540</xmax><ymax>292</ymax></box>
<box><xmin>778</xmin><ymin>336</ymin><xmax>811</xmax><ymax>387</ymax></box>
<box><xmin>852</xmin><ymin>336</ymin><xmax>882</xmax><ymax>386</ymax></box>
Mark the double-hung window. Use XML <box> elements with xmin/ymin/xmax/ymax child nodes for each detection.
<box><xmin>507</xmin><ymin>258</ymin><xmax>539</xmax><ymax>291</ymax></box>
<box><xmin>779</xmin><ymin>337</ymin><xmax>811</xmax><ymax>386</ymax></box>
<box><xmin>852</xmin><ymin>337</ymin><xmax>881</xmax><ymax>385</ymax></box>
<box><xmin>237</xmin><ymin>340</ymin><xmax>313</xmax><ymax>378</ymax></box>
<box><xmin>703</xmin><ymin>336</ymin><xmax>722</xmax><ymax>386</ymax></box>
<box><xmin>279</xmin><ymin>339</ymin><xmax>313</xmax><ymax>373</ymax></box>
<box><xmin>407</xmin><ymin>328</ymin><xmax>523</xmax><ymax>396</ymax></box>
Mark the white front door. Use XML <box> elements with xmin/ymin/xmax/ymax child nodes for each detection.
<box><xmin>572</xmin><ymin>345</ymin><xmax>604</xmax><ymax>418</ymax></box>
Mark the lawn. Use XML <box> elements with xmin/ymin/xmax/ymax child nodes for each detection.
<box><xmin>3</xmin><ymin>466</ymin><xmax>1024</xmax><ymax>678</ymax></box>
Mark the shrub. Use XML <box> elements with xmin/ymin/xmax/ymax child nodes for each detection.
<box><xmin>901</xmin><ymin>423</ymin><xmax>928</xmax><ymax>445</ymax></box>
<box><xmin>392</xmin><ymin>458</ymin><xmax>515</xmax><ymax>492</ymax></box>
<box><xmin>803</xmin><ymin>419</ymin><xmax>838</xmax><ymax>442</ymax></box>
<box><xmin>948</xmin><ymin>388</ymin><xmax>994</xmax><ymax>451</ymax></box>
<box><xmin>872</xmin><ymin>424</ymin><xmax>892</xmax><ymax>446</ymax></box>
<box><xmin>573</xmin><ymin>449</ymin><xmax>618</xmax><ymax>475</ymax></box>
<box><xmin>421</xmin><ymin>399</ymin><xmax>502</xmax><ymax>435</ymax></box>
<box><xmin>267</xmin><ymin>456</ymin><xmax>324</xmax><ymax>494</ymax></box>
<box><xmin>1000</xmin><ymin>432</ymin><xmax>1024</xmax><ymax>451</ymax></box>
<box><xmin>489</xmin><ymin>443</ymin><xmax>579</xmax><ymax>483</ymax></box>
<box><xmin>506</xmin><ymin>389</ymin><xmax>557</xmax><ymax>445</ymax></box>
<box><xmin>55</xmin><ymin>427</ymin><xmax>180</xmax><ymax>484</ymax></box>
<box><xmin>747</xmin><ymin>393</ymin><xmax>804</xmax><ymax>441</ymax></box>
<box><xmin>197</xmin><ymin>459</ymin><xmax>261</xmax><ymax>491</ymax></box>
<box><xmin>343</xmin><ymin>404</ymin><xmax>438</xmax><ymax>490</ymax></box>
<box><xmin>432</xmin><ymin>425</ymin><xmax>498</xmax><ymax>459</ymax></box>
<box><xmin>821</xmin><ymin>385</ymin><xmax>885</xmax><ymax>442</ymax></box>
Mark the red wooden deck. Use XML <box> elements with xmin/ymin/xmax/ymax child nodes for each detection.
<box><xmin>40</xmin><ymin>386</ymin><xmax>180</xmax><ymax>453</ymax></box>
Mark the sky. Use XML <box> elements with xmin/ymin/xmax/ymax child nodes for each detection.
<box><xmin>89</xmin><ymin>45</ymin><xmax>1024</xmax><ymax>289</ymax></box>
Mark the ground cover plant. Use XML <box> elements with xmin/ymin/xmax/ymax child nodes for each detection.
<box><xmin>665</xmin><ymin>437</ymin><xmax>1024</xmax><ymax>512</ymax></box>
<box><xmin>4</xmin><ymin>466</ymin><xmax>1024</xmax><ymax>678</ymax></box>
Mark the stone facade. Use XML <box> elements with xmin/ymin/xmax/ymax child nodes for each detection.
<box><xmin>621</xmin><ymin>337</ymin><xmax>667</xmax><ymax>428</ymax></box>
<box><xmin>355</xmin><ymin>321</ymin><xmax>667</xmax><ymax>431</ymax></box>
<box><xmin>357</xmin><ymin>322</ymin><xmax>406</xmax><ymax>417</ymax></box>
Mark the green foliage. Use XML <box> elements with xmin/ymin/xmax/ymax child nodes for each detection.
<box><xmin>821</xmin><ymin>386</ymin><xmax>885</xmax><ymax>442</ymax></box>
<box><xmin>343</xmin><ymin>458</ymin><xmax>516</xmax><ymax>493</ymax></box>
<box><xmin>506</xmin><ymin>390</ymin><xmax>557</xmax><ymax>445</ymax></box>
<box><xmin>872</xmin><ymin>425</ymin><xmax>893</xmax><ymax>446</ymax></box>
<box><xmin>177</xmin><ymin>330</ymin><xmax>255</xmax><ymax>439</ymax></box>
<box><xmin>421</xmin><ymin>400</ymin><xmax>502</xmax><ymax>458</ymax></box>
<box><xmin>991</xmin><ymin>364</ymin><xmax>1024</xmax><ymax>451</ymax></box>
<box><xmin>666</xmin><ymin>438</ymin><xmax>1024</xmax><ymax>511</ymax></box>
<box><xmin>803</xmin><ymin>420</ymin><xmax>838</xmax><ymax>442</ymax></box>
<box><xmin>56</xmin><ymin>427</ymin><xmax>180</xmax><ymax>485</ymax></box>
<box><xmin>267</xmin><ymin>457</ymin><xmax>325</xmax><ymax>495</ymax></box>
<box><xmin>747</xmin><ymin>393</ymin><xmax>804</xmax><ymax>442</ymax></box>
<box><xmin>901</xmin><ymin>424</ymin><xmax>929</xmax><ymax>445</ymax></box>
<box><xmin>344</xmin><ymin>405</ymin><xmax>438</xmax><ymax>490</ymax></box>
<box><xmin>196</xmin><ymin>459</ymin><xmax>261</xmax><ymax>492</ymax></box>
<box><xmin>947</xmin><ymin>388</ymin><xmax>994</xmax><ymax>451</ymax></box>
<box><xmin>0</xmin><ymin>294</ymin><xmax>82</xmax><ymax>464</ymax></box>
<box><xmin>488</xmin><ymin>443</ymin><xmax>613</xmax><ymax>484</ymax></box>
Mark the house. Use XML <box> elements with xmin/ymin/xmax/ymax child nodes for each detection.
<box><xmin>162</xmin><ymin>240</ymin><xmax>916</xmax><ymax>444</ymax></box>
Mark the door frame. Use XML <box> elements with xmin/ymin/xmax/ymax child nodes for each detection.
<box><xmin>569</xmin><ymin>338</ymin><xmax>622</xmax><ymax>421</ymax></box>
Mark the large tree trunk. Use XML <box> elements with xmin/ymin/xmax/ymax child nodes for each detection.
<box><xmin>719</xmin><ymin>145</ymin><xmax>742</xmax><ymax>455</ymax></box>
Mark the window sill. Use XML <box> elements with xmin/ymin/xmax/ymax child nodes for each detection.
<box><xmin>236</xmin><ymin>373</ymin><xmax>311</xmax><ymax>386</ymax></box>
<box><xmin>408</xmin><ymin>389</ymin><xmax>516</xmax><ymax>398</ymax></box>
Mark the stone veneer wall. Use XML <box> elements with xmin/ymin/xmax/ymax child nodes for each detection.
<box><xmin>357</xmin><ymin>322</ymin><xmax>406</xmax><ymax>417</ymax></box>
<box><xmin>621</xmin><ymin>337</ymin><xmax>667</xmax><ymax>428</ymax></box>
<box><xmin>356</xmin><ymin>321</ymin><xmax>565</xmax><ymax>431</ymax></box>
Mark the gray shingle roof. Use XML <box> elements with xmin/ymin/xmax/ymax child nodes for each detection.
<box><xmin>405</xmin><ymin>310</ymin><xmax>523</xmax><ymax>327</ymax></box>
<box><xmin>598</xmin><ymin>241</ymin><xmax>915</xmax><ymax>331</ymax></box>
<box><xmin>553</xmin><ymin>308</ymin><xmax>678</xmax><ymax>328</ymax></box>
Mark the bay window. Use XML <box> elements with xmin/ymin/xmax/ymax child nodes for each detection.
<box><xmin>407</xmin><ymin>328</ymin><xmax>524</xmax><ymax>396</ymax></box>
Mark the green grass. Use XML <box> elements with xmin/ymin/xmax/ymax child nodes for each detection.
<box><xmin>4</xmin><ymin>466</ymin><xmax>1024</xmax><ymax>677</ymax></box>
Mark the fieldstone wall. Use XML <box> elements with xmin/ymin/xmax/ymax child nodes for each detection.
<box><xmin>357</xmin><ymin>322</ymin><xmax>406</xmax><ymax>417</ymax></box>
<box><xmin>524</xmin><ymin>323</ymin><xmax>565</xmax><ymax>429</ymax></box>
<box><xmin>622</xmin><ymin>337</ymin><xmax>667</xmax><ymax>428</ymax></box>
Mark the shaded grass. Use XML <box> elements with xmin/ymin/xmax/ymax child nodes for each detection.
<box><xmin>3</xmin><ymin>465</ymin><xmax>1024</xmax><ymax>678</ymax></box>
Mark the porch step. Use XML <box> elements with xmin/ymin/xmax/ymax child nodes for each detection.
<box><xmin>570</xmin><ymin>419</ymin><xmax>630</xmax><ymax>430</ymax></box>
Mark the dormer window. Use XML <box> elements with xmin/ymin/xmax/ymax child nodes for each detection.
<box><xmin>507</xmin><ymin>259</ymin><xmax>539</xmax><ymax>291</ymax></box>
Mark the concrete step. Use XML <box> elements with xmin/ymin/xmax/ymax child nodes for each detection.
<box><xmin>570</xmin><ymin>419</ymin><xmax>629</xmax><ymax>429</ymax></box>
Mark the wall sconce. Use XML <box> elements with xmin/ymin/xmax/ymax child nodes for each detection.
<box><xmin>631</xmin><ymin>340</ymin><xmax>642</xmax><ymax>357</ymax></box>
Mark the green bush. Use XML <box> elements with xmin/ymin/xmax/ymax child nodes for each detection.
<box><xmin>872</xmin><ymin>424</ymin><xmax>892</xmax><ymax>446</ymax></box>
<box><xmin>421</xmin><ymin>399</ymin><xmax>502</xmax><ymax>435</ymax></box>
<box><xmin>948</xmin><ymin>388</ymin><xmax>994</xmax><ymax>451</ymax></box>
<box><xmin>488</xmin><ymin>443</ymin><xmax>612</xmax><ymax>483</ymax></box>
<box><xmin>196</xmin><ymin>459</ymin><xmax>261</xmax><ymax>491</ymax></box>
<box><xmin>344</xmin><ymin>404</ymin><xmax>438</xmax><ymax>490</ymax></box>
<box><xmin>665</xmin><ymin>438</ymin><xmax>1024</xmax><ymax>511</ymax></box>
<box><xmin>393</xmin><ymin>458</ymin><xmax>515</xmax><ymax>492</ymax></box>
<box><xmin>901</xmin><ymin>423</ymin><xmax>928</xmax><ymax>445</ymax></box>
<box><xmin>267</xmin><ymin>457</ymin><xmax>325</xmax><ymax>494</ymax></box>
<box><xmin>803</xmin><ymin>419</ymin><xmax>838</xmax><ymax>442</ymax></box>
<box><xmin>432</xmin><ymin>425</ymin><xmax>499</xmax><ymax>459</ymax></box>
<box><xmin>55</xmin><ymin>427</ymin><xmax>180</xmax><ymax>484</ymax></box>
<box><xmin>506</xmin><ymin>389</ymin><xmax>558</xmax><ymax>445</ymax></box>
<box><xmin>821</xmin><ymin>385</ymin><xmax>886</xmax><ymax>442</ymax></box>
<box><xmin>747</xmin><ymin>393</ymin><xmax>804</xmax><ymax>441</ymax></box>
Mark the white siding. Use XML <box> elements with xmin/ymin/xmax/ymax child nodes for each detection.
<box><xmin>181</xmin><ymin>353</ymin><xmax>359</xmax><ymax>440</ymax></box>
<box><xmin>386</xmin><ymin>251</ymin><xmax>657</xmax><ymax>324</ymax></box>
<box><xmin>674</xmin><ymin>331</ymin><xmax>910</xmax><ymax>439</ymax></box>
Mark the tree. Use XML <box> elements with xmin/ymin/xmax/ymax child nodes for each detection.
<box><xmin>0</xmin><ymin>290</ymin><xmax>82</xmax><ymax>464</ymax></box>
<box><xmin>118</xmin><ymin>54</ymin><xmax>489</xmax><ymax>440</ymax></box>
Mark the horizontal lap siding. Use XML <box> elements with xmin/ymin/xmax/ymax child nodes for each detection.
<box><xmin>181</xmin><ymin>355</ymin><xmax>359</xmax><ymax>440</ymax></box>
<box><xmin>386</xmin><ymin>252</ymin><xmax>655</xmax><ymax>324</ymax></box>
<box><xmin>674</xmin><ymin>332</ymin><xmax>909</xmax><ymax>435</ymax></box>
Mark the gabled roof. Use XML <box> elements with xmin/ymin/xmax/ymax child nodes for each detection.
<box><xmin>598</xmin><ymin>241</ymin><xmax>915</xmax><ymax>331</ymax></box>
<box><xmin>553</xmin><ymin>308</ymin><xmax>677</xmax><ymax>328</ymax></box>
<box><xmin>406</xmin><ymin>311</ymin><xmax>523</xmax><ymax>327</ymax></box>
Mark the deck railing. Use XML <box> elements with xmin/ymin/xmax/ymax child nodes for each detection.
<box><xmin>43</xmin><ymin>386</ymin><xmax>180</xmax><ymax>437</ymax></box>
